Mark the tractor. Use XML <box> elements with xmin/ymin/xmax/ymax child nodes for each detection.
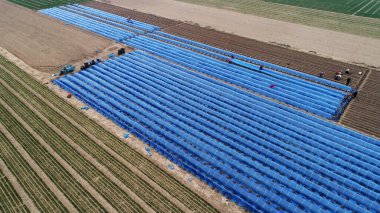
<box><xmin>59</xmin><ymin>64</ymin><xmax>75</xmax><ymax>75</ymax></box>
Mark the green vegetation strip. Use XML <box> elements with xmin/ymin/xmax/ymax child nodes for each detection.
<box><xmin>0</xmin><ymin>171</ymin><xmax>29</xmax><ymax>213</ymax></box>
<box><xmin>0</xmin><ymin>67</ymin><xmax>181</xmax><ymax>213</ymax></box>
<box><xmin>0</xmin><ymin>86</ymin><xmax>105</xmax><ymax>211</ymax></box>
<box><xmin>0</xmin><ymin>55</ymin><xmax>217</xmax><ymax>213</ymax></box>
<box><xmin>7</xmin><ymin>0</ymin><xmax>90</xmax><ymax>10</ymax></box>
<box><xmin>177</xmin><ymin>0</ymin><xmax>380</xmax><ymax>38</ymax></box>
<box><xmin>0</xmin><ymin>69</ymin><xmax>144</xmax><ymax>213</ymax></box>
<box><xmin>0</xmin><ymin>131</ymin><xmax>67</xmax><ymax>212</ymax></box>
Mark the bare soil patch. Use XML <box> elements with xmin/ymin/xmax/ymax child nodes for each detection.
<box><xmin>0</xmin><ymin>0</ymin><xmax>111</xmax><ymax>71</ymax></box>
<box><xmin>341</xmin><ymin>70</ymin><xmax>380</xmax><ymax>139</ymax></box>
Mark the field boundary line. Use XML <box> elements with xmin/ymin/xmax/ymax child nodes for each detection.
<box><xmin>0</xmin><ymin>158</ymin><xmax>39</xmax><ymax>213</ymax></box>
<box><xmin>0</xmin><ymin>74</ymin><xmax>153</xmax><ymax>213</ymax></box>
<box><xmin>0</xmin><ymin>79</ymin><xmax>117</xmax><ymax>212</ymax></box>
<box><xmin>353</xmin><ymin>0</ymin><xmax>375</xmax><ymax>15</ymax></box>
<box><xmin>0</xmin><ymin>120</ymin><xmax>77</xmax><ymax>212</ymax></box>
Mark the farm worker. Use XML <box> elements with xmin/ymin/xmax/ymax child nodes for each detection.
<box><xmin>335</xmin><ymin>73</ymin><xmax>342</xmax><ymax>80</ymax></box>
<box><xmin>127</xmin><ymin>17</ymin><xmax>132</xmax><ymax>23</ymax></box>
<box><xmin>319</xmin><ymin>71</ymin><xmax>325</xmax><ymax>78</ymax></box>
<box><xmin>346</xmin><ymin>77</ymin><xmax>352</xmax><ymax>86</ymax></box>
<box><xmin>227</xmin><ymin>55</ymin><xmax>235</xmax><ymax>64</ymax></box>
<box><xmin>259</xmin><ymin>65</ymin><xmax>263</xmax><ymax>70</ymax></box>
<box><xmin>269</xmin><ymin>84</ymin><xmax>276</xmax><ymax>89</ymax></box>
<box><xmin>345</xmin><ymin>68</ymin><xmax>351</xmax><ymax>74</ymax></box>
<box><xmin>352</xmin><ymin>90</ymin><xmax>358</xmax><ymax>98</ymax></box>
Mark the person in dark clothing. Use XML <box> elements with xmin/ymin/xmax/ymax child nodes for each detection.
<box><xmin>319</xmin><ymin>71</ymin><xmax>325</xmax><ymax>78</ymax></box>
<box><xmin>346</xmin><ymin>77</ymin><xmax>352</xmax><ymax>86</ymax></box>
<box><xmin>352</xmin><ymin>90</ymin><xmax>358</xmax><ymax>98</ymax></box>
<box><xmin>227</xmin><ymin>55</ymin><xmax>235</xmax><ymax>64</ymax></box>
<box><xmin>259</xmin><ymin>65</ymin><xmax>263</xmax><ymax>70</ymax></box>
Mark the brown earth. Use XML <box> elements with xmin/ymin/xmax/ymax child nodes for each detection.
<box><xmin>0</xmin><ymin>0</ymin><xmax>111</xmax><ymax>71</ymax></box>
<box><xmin>341</xmin><ymin>70</ymin><xmax>380</xmax><ymax>139</ymax></box>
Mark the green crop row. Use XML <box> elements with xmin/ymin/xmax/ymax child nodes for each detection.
<box><xmin>0</xmin><ymin>64</ymin><xmax>180</xmax><ymax>212</ymax></box>
<box><xmin>0</xmin><ymin>69</ymin><xmax>145</xmax><ymax>212</ymax></box>
<box><xmin>7</xmin><ymin>0</ymin><xmax>90</xmax><ymax>10</ymax></box>
<box><xmin>0</xmin><ymin>54</ymin><xmax>217</xmax><ymax>213</ymax></box>
<box><xmin>0</xmin><ymin>82</ymin><xmax>106</xmax><ymax>212</ymax></box>
<box><xmin>0</xmin><ymin>169</ymin><xmax>30</xmax><ymax>213</ymax></box>
<box><xmin>0</xmin><ymin>130</ymin><xmax>67</xmax><ymax>212</ymax></box>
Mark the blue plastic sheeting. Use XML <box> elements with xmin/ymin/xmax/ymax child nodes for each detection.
<box><xmin>58</xmin><ymin>5</ymin><xmax>145</xmax><ymax>34</ymax></box>
<box><xmin>125</xmin><ymin>36</ymin><xmax>349</xmax><ymax>119</ymax></box>
<box><xmin>68</xmin><ymin>4</ymin><xmax>160</xmax><ymax>32</ymax></box>
<box><xmin>39</xmin><ymin>8</ymin><xmax>136</xmax><ymax>42</ymax></box>
<box><xmin>54</xmin><ymin>50</ymin><xmax>380</xmax><ymax>213</ymax></box>
<box><xmin>152</xmin><ymin>31</ymin><xmax>354</xmax><ymax>92</ymax></box>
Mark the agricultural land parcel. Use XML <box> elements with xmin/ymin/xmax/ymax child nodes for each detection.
<box><xmin>0</xmin><ymin>0</ymin><xmax>110</xmax><ymax>70</ymax></box>
<box><xmin>7</xmin><ymin>0</ymin><xmax>90</xmax><ymax>10</ymax></box>
<box><xmin>177</xmin><ymin>0</ymin><xmax>380</xmax><ymax>38</ymax></box>
<box><xmin>0</xmin><ymin>50</ymin><xmax>219</xmax><ymax>212</ymax></box>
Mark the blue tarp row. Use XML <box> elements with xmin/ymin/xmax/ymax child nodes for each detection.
<box><xmin>39</xmin><ymin>8</ymin><xmax>136</xmax><ymax>41</ymax></box>
<box><xmin>152</xmin><ymin>31</ymin><xmax>354</xmax><ymax>92</ymax></box>
<box><xmin>54</xmin><ymin>50</ymin><xmax>380</xmax><ymax>212</ymax></box>
<box><xmin>68</xmin><ymin>4</ymin><xmax>160</xmax><ymax>32</ymax></box>
<box><xmin>125</xmin><ymin>36</ymin><xmax>345</xmax><ymax>119</ymax></box>
<box><xmin>58</xmin><ymin>5</ymin><xmax>145</xmax><ymax>34</ymax></box>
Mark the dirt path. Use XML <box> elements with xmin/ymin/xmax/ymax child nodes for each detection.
<box><xmin>103</xmin><ymin>0</ymin><xmax>380</xmax><ymax>68</ymax></box>
<box><xmin>0</xmin><ymin>158</ymin><xmax>39</xmax><ymax>213</ymax></box>
<box><xmin>0</xmin><ymin>0</ymin><xmax>111</xmax><ymax>70</ymax></box>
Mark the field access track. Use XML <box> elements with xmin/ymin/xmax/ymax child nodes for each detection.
<box><xmin>0</xmin><ymin>55</ymin><xmax>217</xmax><ymax>212</ymax></box>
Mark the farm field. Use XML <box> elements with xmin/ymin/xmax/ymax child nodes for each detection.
<box><xmin>175</xmin><ymin>0</ymin><xmax>380</xmax><ymax>38</ymax></box>
<box><xmin>0</xmin><ymin>54</ymin><xmax>217</xmax><ymax>212</ymax></box>
<box><xmin>266</xmin><ymin>0</ymin><xmax>380</xmax><ymax>18</ymax></box>
<box><xmin>7</xmin><ymin>0</ymin><xmax>90</xmax><ymax>10</ymax></box>
<box><xmin>1</xmin><ymin>1</ymin><xmax>380</xmax><ymax>212</ymax></box>
<box><xmin>0</xmin><ymin>0</ymin><xmax>110</xmax><ymax>71</ymax></box>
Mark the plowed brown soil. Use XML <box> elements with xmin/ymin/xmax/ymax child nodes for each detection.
<box><xmin>341</xmin><ymin>70</ymin><xmax>380</xmax><ymax>138</ymax></box>
<box><xmin>0</xmin><ymin>1</ymin><xmax>111</xmax><ymax>71</ymax></box>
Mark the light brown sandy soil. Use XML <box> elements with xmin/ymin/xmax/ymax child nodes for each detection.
<box><xmin>103</xmin><ymin>0</ymin><xmax>380</xmax><ymax>68</ymax></box>
<box><xmin>0</xmin><ymin>47</ymin><xmax>244</xmax><ymax>213</ymax></box>
<box><xmin>0</xmin><ymin>0</ymin><xmax>112</xmax><ymax>71</ymax></box>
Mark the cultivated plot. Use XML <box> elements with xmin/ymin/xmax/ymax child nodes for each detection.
<box><xmin>266</xmin><ymin>0</ymin><xmax>380</xmax><ymax>18</ymax></box>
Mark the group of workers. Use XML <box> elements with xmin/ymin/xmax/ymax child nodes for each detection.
<box><xmin>319</xmin><ymin>68</ymin><xmax>352</xmax><ymax>86</ymax></box>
